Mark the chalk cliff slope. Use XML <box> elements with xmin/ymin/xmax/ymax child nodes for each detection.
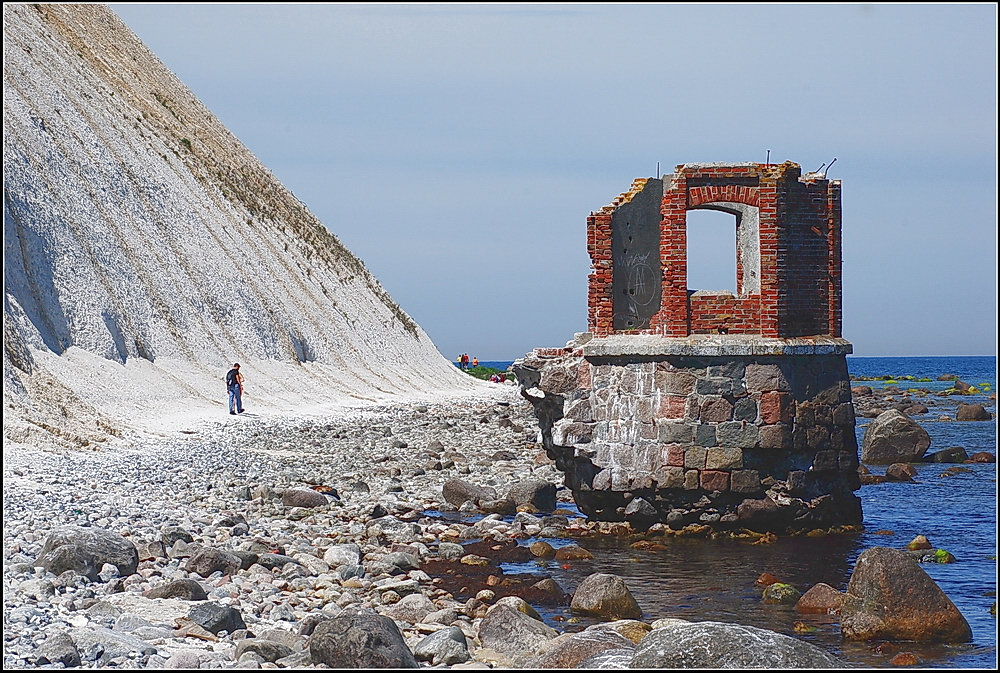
<box><xmin>4</xmin><ymin>4</ymin><xmax>477</xmax><ymax>449</ymax></box>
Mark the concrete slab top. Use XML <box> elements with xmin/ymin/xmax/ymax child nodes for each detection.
<box><xmin>581</xmin><ymin>334</ymin><xmax>853</xmax><ymax>357</ymax></box>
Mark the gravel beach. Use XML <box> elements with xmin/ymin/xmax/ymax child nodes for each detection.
<box><xmin>3</xmin><ymin>385</ymin><xmax>593</xmax><ymax>669</ymax></box>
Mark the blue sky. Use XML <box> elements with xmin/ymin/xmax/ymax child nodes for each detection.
<box><xmin>111</xmin><ymin>4</ymin><xmax>997</xmax><ymax>359</ymax></box>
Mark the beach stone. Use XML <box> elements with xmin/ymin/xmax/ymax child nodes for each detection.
<box><xmin>554</xmin><ymin>545</ymin><xmax>594</xmax><ymax>561</ymax></box>
<box><xmin>235</xmin><ymin>639</ymin><xmax>293</xmax><ymax>663</ymax></box>
<box><xmin>507</xmin><ymin>479</ymin><xmax>557</xmax><ymax>512</ymax></box>
<box><xmin>968</xmin><ymin>451</ymin><xmax>996</xmax><ymax>463</ymax></box>
<box><xmin>383</xmin><ymin>592</ymin><xmax>436</xmax><ymax>623</ymax></box>
<box><xmin>442</xmin><ymin>478</ymin><xmax>497</xmax><ymax>507</ymax></box>
<box><xmin>36</xmin><ymin>526</ymin><xmax>138</xmax><ymax>580</ymax></box>
<box><xmin>956</xmin><ymin>404</ymin><xmax>990</xmax><ymax>421</ymax></box>
<box><xmin>795</xmin><ymin>583</ymin><xmax>844</xmax><ymax>614</ymax></box>
<box><xmin>529</xmin><ymin>541</ymin><xmax>556</xmax><ymax>557</ymax></box>
<box><xmin>906</xmin><ymin>535</ymin><xmax>932</xmax><ymax>551</ymax></box>
<box><xmin>840</xmin><ymin>547</ymin><xmax>972</xmax><ymax>642</ymax></box>
<box><xmin>570</xmin><ymin>573</ymin><xmax>642</xmax><ymax>620</ymax></box>
<box><xmin>478</xmin><ymin>603</ymin><xmax>558</xmax><ymax>654</ymax></box>
<box><xmin>185</xmin><ymin>548</ymin><xmax>242</xmax><ymax>577</ymax></box>
<box><xmin>323</xmin><ymin>544</ymin><xmax>361</xmax><ymax>568</ymax></box>
<box><xmin>34</xmin><ymin>632</ymin><xmax>81</xmax><ymax>667</ymax></box>
<box><xmin>762</xmin><ymin>583</ymin><xmax>802</xmax><ymax>605</ymax></box>
<box><xmin>137</xmin><ymin>540</ymin><xmax>166</xmax><ymax>561</ymax></box>
<box><xmin>145</xmin><ymin>579</ymin><xmax>208</xmax><ymax>601</ymax></box>
<box><xmin>309</xmin><ymin>611</ymin><xmax>418</xmax><ymax>668</ymax></box>
<box><xmin>631</xmin><ymin>620</ymin><xmax>844</xmax><ymax>668</ymax></box>
<box><xmin>885</xmin><ymin>463</ymin><xmax>918</xmax><ymax>482</ymax></box>
<box><xmin>861</xmin><ymin>410</ymin><xmax>931</xmax><ymax>464</ymax></box>
<box><xmin>161</xmin><ymin>526</ymin><xmax>194</xmax><ymax>547</ymax></box>
<box><xmin>256</xmin><ymin>553</ymin><xmax>299</xmax><ymax>570</ymax></box>
<box><xmin>67</xmin><ymin>627</ymin><xmax>157</xmax><ymax>665</ymax></box>
<box><xmin>530</xmin><ymin>627</ymin><xmax>635</xmax><ymax>668</ymax></box>
<box><xmin>18</xmin><ymin>578</ymin><xmax>55</xmax><ymax>601</ymax></box>
<box><xmin>383</xmin><ymin>551</ymin><xmax>420</xmax><ymax>572</ymax></box>
<box><xmin>413</xmin><ymin>626</ymin><xmax>471</xmax><ymax>665</ymax></box>
<box><xmin>281</xmin><ymin>488</ymin><xmax>328</xmax><ymax>508</ymax></box>
<box><xmin>494</xmin><ymin>595</ymin><xmax>541</xmax><ymax>621</ymax></box>
<box><xmin>437</xmin><ymin>542</ymin><xmax>465</xmax><ymax>560</ymax></box>
<box><xmin>923</xmin><ymin>447</ymin><xmax>969</xmax><ymax>463</ymax></box>
<box><xmin>479</xmin><ymin>498</ymin><xmax>517</xmax><ymax>515</ymax></box>
<box><xmin>187</xmin><ymin>602</ymin><xmax>246</xmax><ymax>635</ymax></box>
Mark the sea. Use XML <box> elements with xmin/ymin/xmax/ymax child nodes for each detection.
<box><xmin>457</xmin><ymin>355</ymin><xmax>998</xmax><ymax>668</ymax></box>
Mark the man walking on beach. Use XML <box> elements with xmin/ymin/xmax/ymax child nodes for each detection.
<box><xmin>226</xmin><ymin>363</ymin><xmax>245</xmax><ymax>415</ymax></box>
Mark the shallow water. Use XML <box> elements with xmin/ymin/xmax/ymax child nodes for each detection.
<box><xmin>489</xmin><ymin>356</ymin><xmax>998</xmax><ymax>668</ymax></box>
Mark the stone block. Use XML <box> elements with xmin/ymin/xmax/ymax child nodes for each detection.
<box><xmin>611</xmin><ymin>469</ymin><xmax>630</xmax><ymax>491</ymax></box>
<box><xmin>733</xmin><ymin>396</ymin><xmax>758</xmax><ymax>422</ymax></box>
<box><xmin>664</xmin><ymin>444</ymin><xmax>685</xmax><ymax>467</ymax></box>
<box><xmin>697</xmin><ymin>378</ymin><xmax>734</xmax><ymax>395</ymax></box>
<box><xmin>730</xmin><ymin>470</ymin><xmax>761</xmax><ymax>493</ymax></box>
<box><xmin>695</xmin><ymin>424</ymin><xmax>718</xmax><ymax>447</ymax></box>
<box><xmin>745</xmin><ymin>364</ymin><xmax>791</xmax><ymax>393</ymax></box>
<box><xmin>706</xmin><ymin>447</ymin><xmax>743</xmax><ymax>470</ymax></box>
<box><xmin>655</xmin><ymin>466</ymin><xmax>685</xmax><ymax>489</ymax></box>
<box><xmin>655</xmin><ymin>395</ymin><xmax>687</xmax><ymax>420</ymax></box>
<box><xmin>793</xmin><ymin>426</ymin><xmax>809</xmax><ymax>451</ymax></box>
<box><xmin>683</xmin><ymin>470</ymin><xmax>700</xmax><ymax>490</ymax></box>
<box><xmin>655</xmin><ymin>371</ymin><xmax>696</xmax><ymax>395</ymax></box>
<box><xmin>684</xmin><ymin>447</ymin><xmax>707</xmax><ymax>470</ymax></box>
<box><xmin>578</xmin><ymin>362</ymin><xmax>592</xmax><ymax>389</ymax></box>
<box><xmin>759</xmin><ymin>424</ymin><xmax>793</xmax><ymax>449</ymax></box>
<box><xmin>658</xmin><ymin>422</ymin><xmax>693</xmax><ymax>444</ymax></box>
<box><xmin>807</xmin><ymin>426</ymin><xmax>831</xmax><ymax>451</ymax></box>
<box><xmin>828</xmin><ymin>426</ymin><xmax>845</xmax><ymax>451</ymax></box>
<box><xmin>700</xmin><ymin>470</ymin><xmax>730</xmax><ymax>492</ymax></box>
<box><xmin>833</xmin><ymin>403</ymin><xmax>855</xmax><ymax>427</ymax></box>
<box><xmin>838</xmin><ymin>451</ymin><xmax>859</xmax><ymax>472</ymax></box>
<box><xmin>787</xmin><ymin>471</ymin><xmax>808</xmax><ymax>494</ymax></box>
<box><xmin>709</xmin><ymin>361</ymin><xmax>746</xmax><ymax>380</ymax></box>
<box><xmin>813</xmin><ymin>450</ymin><xmax>838</xmax><ymax>472</ymax></box>
<box><xmin>716</xmin><ymin>422</ymin><xmax>759</xmax><ymax>449</ymax></box>
<box><xmin>760</xmin><ymin>392</ymin><xmax>795</xmax><ymax>425</ymax></box>
<box><xmin>640</xmin><ymin>423</ymin><xmax>657</xmax><ymax>439</ymax></box>
<box><xmin>814</xmin><ymin>404</ymin><xmax>833</xmax><ymax>427</ymax></box>
<box><xmin>637</xmin><ymin>397</ymin><xmax>654</xmax><ymax>423</ymax></box>
<box><xmin>700</xmin><ymin>397</ymin><xmax>734</xmax><ymax>423</ymax></box>
<box><xmin>795</xmin><ymin>402</ymin><xmax>815</xmax><ymax>427</ymax></box>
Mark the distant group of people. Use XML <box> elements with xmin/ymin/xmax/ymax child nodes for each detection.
<box><xmin>489</xmin><ymin>373</ymin><xmax>508</xmax><ymax>383</ymax></box>
<box><xmin>456</xmin><ymin>353</ymin><xmax>478</xmax><ymax>369</ymax></box>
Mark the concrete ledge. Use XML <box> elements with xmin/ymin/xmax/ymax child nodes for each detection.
<box><xmin>582</xmin><ymin>335</ymin><xmax>853</xmax><ymax>357</ymax></box>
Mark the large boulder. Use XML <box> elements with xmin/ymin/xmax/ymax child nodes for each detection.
<box><xmin>309</xmin><ymin>611</ymin><xmax>418</xmax><ymax>668</ymax></box>
<box><xmin>412</xmin><ymin>626</ymin><xmax>471</xmax><ymax>666</ymax></box>
<box><xmin>528</xmin><ymin>626</ymin><xmax>635</xmax><ymax>668</ymax></box>
<box><xmin>441</xmin><ymin>478</ymin><xmax>497</xmax><ymax>507</ymax></box>
<box><xmin>382</xmin><ymin>592</ymin><xmax>436</xmax><ymax>624</ymax></box>
<box><xmin>144</xmin><ymin>579</ymin><xmax>207</xmax><ymax>601</ymax></box>
<box><xmin>507</xmin><ymin>479</ymin><xmax>557</xmax><ymax>512</ymax></box>
<box><xmin>956</xmin><ymin>404</ymin><xmax>991</xmax><ymax>421</ymax></box>
<box><xmin>478</xmin><ymin>603</ymin><xmax>558</xmax><ymax>655</ymax></box>
<box><xmin>36</xmin><ymin>526</ymin><xmax>138</xmax><ymax>580</ymax></box>
<box><xmin>795</xmin><ymin>583</ymin><xmax>844</xmax><ymax>615</ymax></box>
<box><xmin>570</xmin><ymin>573</ymin><xmax>642</xmax><ymax>620</ymax></box>
<box><xmin>187</xmin><ymin>602</ymin><xmax>246</xmax><ymax>635</ymax></box>
<box><xmin>840</xmin><ymin>547</ymin><xmax>972</xmax><ymax>643</ymax></box>
<box><xmin>922</xmin><ymin>446</ymin><xmax>969</xmax><ymax>463</ymax></box>
<box><xmin>185</xmin><ymin>548</ymin><xmax>242</xmax><ymax>578</ymax></box>
<box><xmin>281</xmin><ymin>488</ymin><xmax>329</xmax><ymax>508</ymax></box>
<box><xmin>861</xmin><ymin>410</ymin><xmax>931</xmax><ymax>464</ymax></box>
<box><xmin>630</xmin><ymin>620</ymin><xmax>844</xmax><ymax>668</ymax></box>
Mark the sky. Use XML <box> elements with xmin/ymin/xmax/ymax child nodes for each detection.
<box><xmin>110</xmin><ymin>4</ymin><xmax>997</xmax><ymax>360</ymax></box>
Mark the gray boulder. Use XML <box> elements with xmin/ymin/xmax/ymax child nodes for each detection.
<box><xmin>529</xmin><ymin>628</ymin><xmax>634</xmax><ymax>668</ymax></box>
<box><xmin>185</xmin><ymin>548</ymin><xmax>242</xmax><ymax>577</ymax></box>
<box><xmin>507</xmin><ymin>479</ymin><xmax>557</xmax><ymax>512</ymax></box>
<box><xmin>841</xmin><ymin>547</ymin><xmax>972</xmax><ymax>643</ymax></box>
<box><xmin>281</xmin><ymin>488</ymin><xmax>329</xmax><ymax>508</ymax></box>
<box><xmin>67</xmin><ymin>627</ymin><xmax>157</xmax><ymax>666</ymax></box>
<box><xmin>187</xmin><ymin>602</ymin><xmax>246</xmax><ymax>635</ymax></box>
<box><xmin>324</xmin><ymin>543</ymin><xmax>361</xmax><ymax>568</ymax></box>
<box><xmin>36</xmin><ymin>526</ymin><xmax>139</xmax><ymax>580</ymax></box>
<box><xmin>442</xmin><ymin>478</ymin><xmax>497</xmax><ymax>507</ymax></box>
<box><xmin>382</xmin><ymin>592</ymin><xmax>436</xmax><ymax>624</ymax></box>
<box><xmin>34</xmin><ymin>632</ymin><xmax>81</xmax><ymax>667</ymax></box>
<box><xmin>922</xmin><ymin>446</ymin><xmax>969</xmax><ymax>463</ymax></box>
<box><xmin>630</xmin><ymin>621</ymin><xmax>844</xmax><ymax>668</ymax></box>
<box><xmin>144</xmin><ymin>579</ymin><xmax>208</xmax><ymax>601</ymax></box>
<box><xmin>478</xmin><ymin>603</ymin><xmax>558</xmax><ymax>655</ymax></box>
<box><xmin>413</xmin><ymin>626</ymin><xmax>471</xmax><ymax>665</ymax></box>
<box><xmin>235</xmin><ymin>639</ymin><xmax>293</xmax><ymax>663</ymax></box>
<box><xmin>575</xmin><ymin>647</ymin><xmax>634</xmax><ymax>669</ymax></box>
<box><xmin>309</xmin><ymin>611</ymin><xmax>418</xmax><ymax>668</ymax></box>
<box><xmin>861</xmin><ymin>409</ymin><xmax>931</xmax><ymax>464</ymax></box>
<box><xmin>570</xmin><ymin>573</ymin><xmax>642</xmax><ymax>620</ymax></box>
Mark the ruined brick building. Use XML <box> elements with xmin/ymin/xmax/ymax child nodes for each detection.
<box><xmin>515</xmin><ymin>161</ymin><xmax>861</xmax><ymax>532</ymax></box>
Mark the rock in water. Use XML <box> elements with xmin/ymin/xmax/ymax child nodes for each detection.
<box><xmin>570</xmin><ymin>573</ymin><xmax>642</xmax><ymax>620</ymax></box>
<box><xmin>795</xmin><ymin>583</ymin><xmax>844</xmax><ymax>615</ymax></box>
<box><xmin>36</xmin><ymin>526</ymin><xmax>138</xmax><ymax>580</ymax></box>
<box><xmin>309</xmin><ymin>612</ymin><xmax>418</xmax><ymax>668</ymax></box>
<box><xmin>840</xmin><ymin>547</ymin><xmax>972</xmax><ymax>643</ymax></box>
<box><xmin>861</xmin><ymin>410</ymin><xmax>931</xmax><ymax>464</ymax></box>
<box><xmin>507</xmin><ymin>479</ymin><xmax>557</xmax><ymax>512</ymax></box>
<box><xmin>956</xmin><ymin>404</ymin><xmax>991</xmax><ymax>421</ymax></box>
<box><xmin>630</xmin><ymin>621</ymin><xmax>844</xmax><ymax>668</ymax></box>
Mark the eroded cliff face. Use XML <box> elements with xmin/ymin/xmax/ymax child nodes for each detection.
<box><xmin>3</xmin><ymin>4</ymin><xmax>475</xmax><ymax>449</ymax></box>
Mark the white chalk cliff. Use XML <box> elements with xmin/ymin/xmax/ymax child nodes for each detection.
<box><xmin>3</xmin><ymin>4</ymin><xmax>478</xmax><ymax>449</ymax></box>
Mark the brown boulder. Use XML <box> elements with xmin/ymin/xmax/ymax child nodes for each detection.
<box><xmin>554</xmin><ymin>545</ymin><xmax>594</xmax><ymax>561</ymax></box>
<box><xmin>281</xmin><ymin>488</ymin><xmax>329</xmax><ymax>508</ymax></box>
<box><xmin>528</xmin><ymin>627</ymin><xmax>634</xmax><ymax>668</ymax></box>
<box><xmin>795</xmin><ymin>583</ymin><xmax>844</xmax><ymax>614</ymax></box>
<box><xmin>885</xmin><ymin>463</ymin><xmax>918</xmax><ymax>482</ymax></box>
<box><xmin>841</xmin><ymin>547</ymin><xmax>972</xmax><ymax>643</ymax></box>
<box><xmin>185</xmin><ymin>548</ymin><xmax>242</xmax><ymax>578</ymax></box>
<box><xmin>968</xmin><ymin>451</ymin><xmax>996</xmax><ymax>463</ymax></box>
<box><xmin>570</xmin><ymin>573</ymin><xmax>642</xmax><ymax>620</ymax></box>
<box><xmin>955</xmin><ymin>404</ymin><xmax>991</xmax><ymax>421</ymax></box>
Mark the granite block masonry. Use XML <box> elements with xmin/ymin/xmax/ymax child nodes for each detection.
<box><xmin>515</xmin><ymin>162</ymin><xmax>861</xmax><ymax>532</ymax></box>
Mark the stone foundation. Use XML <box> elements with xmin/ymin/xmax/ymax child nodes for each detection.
<box><xmin>514</xmin><ymin>334</ymin><xmax>862</xmax><ymax>533</ymax></box>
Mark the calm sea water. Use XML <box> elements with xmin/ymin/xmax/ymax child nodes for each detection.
<box><xmin>468</xmin><ymin>356</ymin><xmax>998</xmax><ymax>668</ymax></box>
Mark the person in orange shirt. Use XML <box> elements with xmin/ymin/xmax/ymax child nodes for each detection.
<box><xmin>473</xmin><ymin>357</ymin><xmax>479</xmax><ymax>368</ymax></box>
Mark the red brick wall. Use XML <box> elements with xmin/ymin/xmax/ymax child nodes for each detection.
<box><xmin>588</xmin><ymin>162</ymin><xmax>842</xmax><ymax>339</ymax></box>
